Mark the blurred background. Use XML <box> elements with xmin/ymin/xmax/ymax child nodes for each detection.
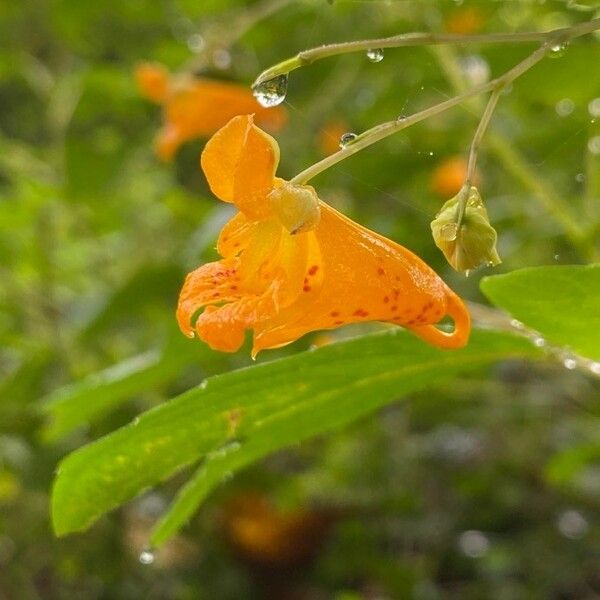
<box><xmin>1</xmin><ymin>0</ymin><xmax>599</xmax><ymax>598</ymax></box>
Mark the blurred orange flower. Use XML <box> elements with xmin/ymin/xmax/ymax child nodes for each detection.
<box><xmin>317</xmin><ymin>119</ymin><xmax>350</xmax><ymax>156</ymax></box>
<box><xmin>444</xmin><ymin>7</ymin><xmax>485</xmax><ymax>35</ymax></box>
<box><xmin>135</xmin><ymin>62</ymin><xmax>287</xmax><ymax>161</ymax></box>
<box><xmin>431</xmin><ymin>156</ymin><xmax>480</xmax><ymax>198</ymax></box>
<box><xmin>177</xmin><ymin>115</ymin><xmax>470</xmax><ymax>356</ymax></box>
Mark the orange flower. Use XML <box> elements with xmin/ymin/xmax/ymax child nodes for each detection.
<box><xmin>431</xmin><ymin>156</ymin><xmax>480</xmax><ymax>199</ymax></box>
<box><xmin>135</xmin><ymin>62</ymin><xmax>287</xmax><ymax>161</ymax></box>
<box><xmin>177</xmin><ymin>115</ymin><xmax>470</xmax><ymax>356</ymax></box>
<box><xmin>317</xmin><ymin>119</ymin><xmax>350</xmax><ymax>156</ymax></box>
<box><xmin>444</xmin><ymin>7</ymin><xmax>485</xmax><ymax>35</ymax></box>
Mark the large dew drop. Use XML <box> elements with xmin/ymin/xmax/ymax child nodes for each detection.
<box><xmin>366</xmin><ymin>48</ymin><xmax>384</xmax><ymax>63</ymax></box>
<box><xmin>339</xmin><ymin>132</ymin><xmax>358</xmax><ymax>148</ymax></box>
<box><xmin>139</xmin><ymin>548</ymin><xmax>155</xmax><ymax>565</ymax></box>
<box><xmin>252</xmin><ymin>74</ymin><xmax>288</xmax><ymax>107</ymax></box>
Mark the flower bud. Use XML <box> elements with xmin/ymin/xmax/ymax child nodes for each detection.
<box><xmin>431</xmin><ymin>186</ymin><xmax>501</xmax><ymax>273</ymax></box>
<box><xmin>267</xmin><ymin>181</ymin><xmax>321</xmax><ymax>234</ymax></box>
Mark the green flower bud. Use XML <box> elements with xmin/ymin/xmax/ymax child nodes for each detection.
<box><xmin>431</xmin><ymin>186</ymin><xmax>501</xmax><ymax>273</ymax></box>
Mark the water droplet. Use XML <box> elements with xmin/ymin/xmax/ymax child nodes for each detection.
<box><xmin>553</xmin><ymin>253</ymin><xmax>560</xmax><ymax>261</ymax></box>
<box><xmin>557</xmin><ymin>510</ymin><xmax>588</xmax><ymax>539</ymax></box>
<box><xmin>366</xmin><ymin>48</ymin><xmax>384</xmax><ymax>63</ymax></box>
<box><xmin>533</xmin><ymin>336</ymin><xmax>546</xmax><ymax>348</ymax></box>
<box><xmin>459</xmin><ymin>55</ymin><xmax>490</xmax><ymax>87</ymax></box>
<box><xmin>464</xmin><ymin>269</ymin><xmax>471</xmax><ymax>278</ymax></box>
<box><xmin>575</xmin><ymin>173</ymin><xmax>585</xmax><ymax>183</ymax></box>
<box><xmin>555</xmin><ymin>98</ymin><xmax>575</xmax><ymax>117</ymax></box>
<box><xmin>510</xmin><ymin>319</ymin><xmax>524</xmax><ymax>330</ymax></box>
<box><xmin>139</xmin><ymin>548</ymin><xmax>155</xmax><ymax>565</ymax></box>
<box><xmin>199</xmin><ymin>380</ymin><xmax>208</xmax><ymax>390</ymax></box>
<box><xmin>589</xmin><ymin>361</ymin><xmax>600</xmax><ymax>375</ymax></box>
<box><xmin>440</xmin><ymin>223</ymin><xmax>458</xmax><ymax>241</ymax></box>
<box><xmin>588</xmin><ymin>97</ymin><xmax>600</xmax><ymax>118</ymax></box>
<box><xmin>563</xmin><ymin>356</ymin><xmax>578</xmax><ymax>370</ymax></box>
<box><xmin>339</xmin><ymin>132</ymin><xmax>358</xmax><ymax>148</ymax></box>
<box><xmin>211</xmin><ymin>439</ymin><xmax>242</xmax><ymax>459</ymax></box>
<box><xmin>187</xmin><ymin>33</ymin><xmax>205</xmax><ymax>53</ymax></box>
<box><xmin>212</xmin><ymin>48</ymin><xmax>231</xmax><ymax>70</ymax></box>
<box><xmin>397</xmin><ymin>114</ymin><xmax>407</xmax><ymax>122</ymax></box>
<box><xmin>587</xmin><ymin>135</ymin><xmax>600</xmax><ymax>155</ymax></box>
<box><xmin>458</xmin><ymin>530</ymin><xmax>489</xmax><ymax>558</ymax></box>
<box><xmin>252</xmin><ymin>74</ymin><xmax>288</xmax><ymax>107</ymax></box>
<box><xmin>133</xmin><ymin>417</ymin><xmax>140</xmax><ymax>426</ymax></box>
<box><xmin>549</xmin><ymin>42</ymin><xmax>567</xmax><ymax>58</ymax></box>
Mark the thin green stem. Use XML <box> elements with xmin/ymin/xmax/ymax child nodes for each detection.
<box><xmin>466</xmin><ymin>87</ymin><xmax>502</xmax><ymax>185</ymax></box>
<box><xmin>290</xmin><ymin>40</ymin><xmax>552</xmax><ymax>185</ymax></box>
<box><xmin>432</xmin><ymin>44</ymin><xmax>593</xmax><ymax>258</ymax></box>
<box><xmin>455</xmin><ymin>85</ymin><xmax>503</xmax><ymax>227</ymax></box>
<box><xmin>254</xmin><ymin>18</ymin><xmax>600</xmax><ymax>86</ymax></box>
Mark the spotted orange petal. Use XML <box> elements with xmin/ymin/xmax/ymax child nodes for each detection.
<box><xmin>252</xmin><ymin>203</ymin><xmax>470</xmax><ymax>355</ymax></box>
<box><xmin>201</xmin><ymin>115</ymin><xmax>279</xmax><ymax>220</ymax></box>
<box><xmin>177</xmin><ymin>215</ymin><xmax>318</xmax><ymax>352</ymax></box>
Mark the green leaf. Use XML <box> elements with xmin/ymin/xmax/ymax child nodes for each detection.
<box><xmin>51</xmin><ymin>329</ymin><xmax>541</xmax><ymax>539</ymax></box>
<box><xmin>481</xmin><ymin>265</ymin><xmax>600</xmax><ymax>360</ymax></box>
<box><xmin>40</xmin><ymin>330</ymin><xmax>224</xmax><ymax>442</ymax></box>
<box><xmin>545</xmin><ymin>442</ymin><xmax>600</xmax><ymax>486</ymax></box>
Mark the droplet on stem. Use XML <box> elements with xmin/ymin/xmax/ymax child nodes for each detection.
<box><xmin>252</xmin><ymin>74</ymin><xmax>288</xmax><ymax>108</ymax></box>
<box><xmin>139</xmin><ymin>548</ymin><xmax>155</xmax><ymax>565</ymax></box>
<box><xmin>366</xmin><ymin>48</ymin><xmax>384</xmax><ymax>63</ymax></box>
<box><xmin>440</xmin><ymin>222</ymin><xmax>458</xmax><ymax>242</ymax></box>
<box><xmin>339</xmin><ymin>132</ymin><xmax>358</xmax><ymax>148</ymax></box>
<box><xmin>549</xmin><ymin>42</ymin><xmax>567</xmax><ymax>58</ymax></box>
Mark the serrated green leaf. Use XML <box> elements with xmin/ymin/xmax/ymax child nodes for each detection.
<box><xmin>51</xmin><ymin>329</ymin><xmax>541</xmax><ymax>539</ymax></box>
<box><xmin>481</xmin><ymin>265</ymin><xmax>600</xmax><ymax>360</ymax></box>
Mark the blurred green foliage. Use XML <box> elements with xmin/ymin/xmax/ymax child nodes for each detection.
<box><xmin>1</xmin><ymin>1</ymin><xmax>599</xmax><ymax>598</ymax></box>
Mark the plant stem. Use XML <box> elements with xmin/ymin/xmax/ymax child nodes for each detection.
<box><xmin>291</xmin><ymin>43</ymin><xmax>546</xmax><ymax>185</ymax></box>
<box><xmin>432</xmin><ymin>45</ymin><xmax>593</xmax><ymax>258</ymax></box>
<box><xmin>455</xmin><ymin>86</ymin><xmax>503</xmax><ymax>227</ymax></box>
<box><xmin>290</xmin><ymin>17</ymin><xmax>600</xmax><ymax>186</ymax></box>
<box><xmin>254</xmin><ymin>18</ymin><xmax>600</xmax><ymax>86</ymax></box>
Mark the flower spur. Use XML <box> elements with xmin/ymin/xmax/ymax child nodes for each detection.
<box><xmin>177</xmin><ymin>115</ymin><xmax>470</xmax><ymax>356</ymax></box>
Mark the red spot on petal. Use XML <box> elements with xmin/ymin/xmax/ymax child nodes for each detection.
<box><xmin>353</xmin><ymin>309</ymin><xmax>369</xmax><ymax>317</ymax></box>
<box><xmin>330</xmin><ymin>311</ymin><xmax>340</xmax><ymax>317</ymax></box>
<box><xmin>303</xmin><ymin>285</ymin><xmax>311</xmax><ymax>292</ymax></box>
<box><xmin>391</xmin><ymin>305</ymin><xmax>398</xmax><ymax>312</ymax></box>
<box><xmin>230</xmin><ymin>285</ymin><xmax>238</xmax><ymax>290</ymax></box>
<box><xmin>334</xmin><ymin>320</ymin><xmax>344</xmax><ymax>325</ymax></box>
<box><xmin>308</xmin><ymin>265</ymin><xmax>319</xmax><ymax>276</ymax></box>
<box><xmin>377</xmin><ymin>267</ymin><xmax>385</xmax><ymax>276</ymax></box>
<box><xmin>383</xmin><ymin>296</ymin><xmax>389</xmax><ymax>303</ymax></box>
